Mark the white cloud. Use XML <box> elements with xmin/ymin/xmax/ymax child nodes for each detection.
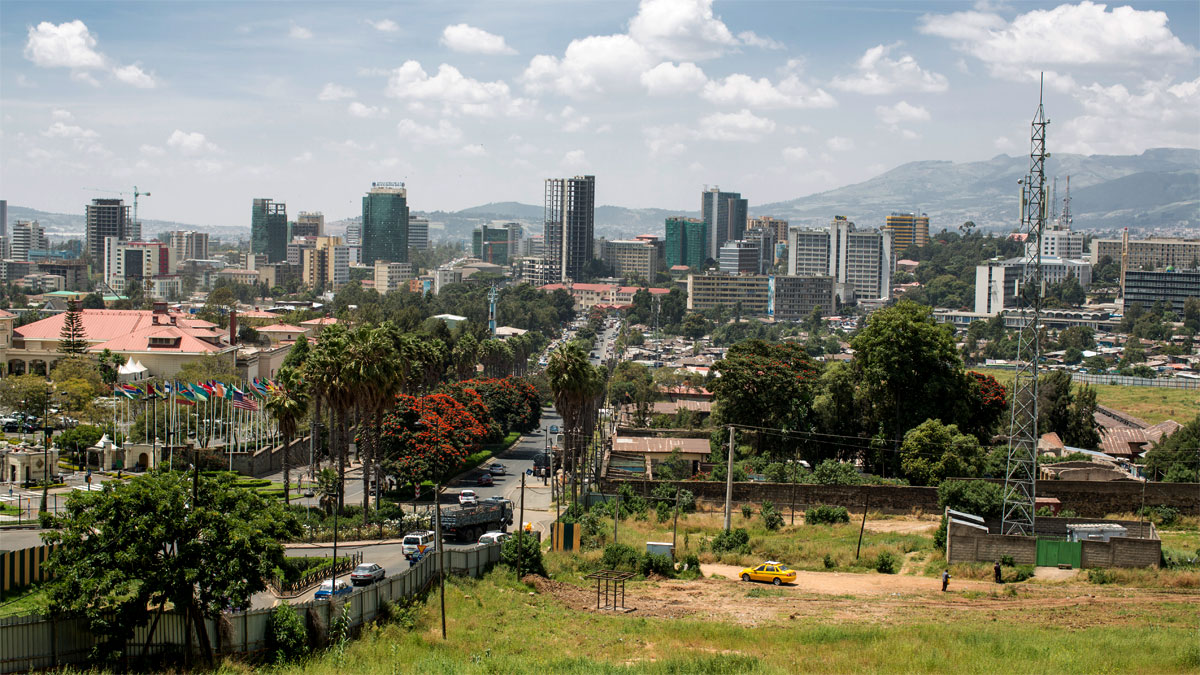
<box><xmin>522</xmin><ymin>34</ymin><xmax>653</xmax><ymax>97</ymax></box>
<box><xmin>71</xmin><ymin>71</ymin><xmax>101</xmax><ymax>87</ymax></box>
<box><xmin>16</xmin><ymin>74</ymin><xmax>35</xmax><ymax>87</ymax></box>
<box><xmin>166</xmin><ymin>129</ymin><xmax>219</xmax><ymax>154</ymax></box>
<box><xmin>289</xmin><ymin>24</ymin><xmax>313</xmax><ymax>40</ymax></box>
<box><xmin>112</xmin><ymin>63</ymin><xmax>156</xmax><ymax>88</ymax></box>
<box><xmin>831</xmin><ymin>44</ymin><xmax>948</xmax><ymax>95</ymax></box>
<box><xmin>440</xmin><ymin>24</ymin><xmax>516</xmax><ymax>55</ymax></box>
<box><xmin>826</xmin><ymin>136</ymin><xmax>854</xmax><ymax>151</ymax></box>
<box><xmin>919</xmin><ymin>2</ymin><xmax>1196</xmax><ymax>75</ymax></box>
<box><xmin>396</xmin><ymin>118</ymin><xmax>464</xmax><ymax>144</ymax></box>
<box><xmin>738</xmin><ymin>30</ymin><xmax>784</xmax><ymax>50</ymax></box>
<box><xmin>24</xmin><ymin>20</ymin><xmax>105</xmax><ymax>69</ymax></box>
<box><xmin>318</xmin><ymin>82</ymin><xmax>356</xmax><ymax>101</ymax></box>
<box><xmin>698</xmin><ymin>109</ymin><xmax>776</xmax><ymax>141</ymax></box>
<box><xmin>628</xmin><ymin>0</ymin><xmax>738</xmax><ymax>61</ymax></box>
<box><xmin>192</xmin><ymin>159</ymin><xmax>226</xmax><ymax>174</ymax></box>
<box><xmin>782</xmin><ymin>146</ymin><xmax>809</xmax><ymax>162</ymax></box>
<box><xmin>1059</xmin><ymin>76</ymin><xmax>1200</xmax><ymax>154</ymax></box>
<box><xmin>562</xmin><ymin>149</ymin><xmax>589</xmax><ymax>169</ymax></box>
<box><xmin>456</xmin><ymin>144</ymin><xmax>488</xmax><ymax>157</ymax></box>
<box><xmin>387</xmin><ymin>61</ymin><xmax>529</xmax><ymax>116</ymax></box>
<box><xmin>42</xmin><ymin>122</ymin><xmax>97</xmax><ymax>138</ymax></box>
<box><xmin>51</xmin><ymin>109</ymin><xmax>72</xmax><ymax>120</ymax></box>
<box><xmin>139</xmin><ymin>144</ymin><xmax>165</xmax><ymax>156</ymax></box>
<box><xmin>876</xmin><ymin>100</ymin><xmax>931</xmax><ymax>127</ymax></box>
<box><xmin>292</xmin><ymin>150</ymin><xmax>314</xmax><ymax>163</ymax></box>
<box><xmin>702</xmin><ymin>73</ymin><xmax>836</xmax><ymax>109</ymax></box>
<box><xmin>640</xmin><ymin>61</ymin><xmax>707</xmax><ymax>95</ymax></box>
<box><xmin>549</xmin><ymin>106</ymin><xmax>591</xmax><ymax>132</ymax></box>
<box><xmin>371</xmin><ymin>19</ymin><xmax>400</xmax><ymax>33</ymax></box>
<box><xmin>348</xmin><ymin>102</ymin><xmax>388</xmax><ymax>118</ymax></box>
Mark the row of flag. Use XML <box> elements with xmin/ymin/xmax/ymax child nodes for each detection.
<box><xmin>115</xmin><ymin>377</ymin><xmax>279</xmax><ymax>411</ymax></box>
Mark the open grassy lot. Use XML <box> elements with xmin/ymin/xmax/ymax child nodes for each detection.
<box><xmin>973</xmin><ymin>367</ymin><xmax>1198</xmax><ymax>425</ymax></box>
<box><xmin>0</xmin><ymin>583</ymin><xmax>50</xmax><ymax>618</ymax></box>
<box><xmin>255</xmin><ymin>569</ymin><xmax>1200</xmax><ymax>675</ymax></box>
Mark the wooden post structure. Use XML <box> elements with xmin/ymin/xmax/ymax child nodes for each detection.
<box><xmin>723</xmin><ymin>426</ymin><xmax>735</xmax><ymax>531</ymax></box>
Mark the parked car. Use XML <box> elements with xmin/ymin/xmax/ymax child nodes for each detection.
<box><xmin>314</xmin><ymin>578</ymin><xmax>352</xmax><ymax>599</ymax></box>
<box><xmin>476</xmin><ymin>473</ymin><xmax>493</xmax><ymax>487</ymax></box>
<box><xmin>350</xmin><ymin>562</ymin><xmax>386</xmax><ymax>586</ymax></box>
<box><xmin>489</xmin><ymin>463</ymin><xmax>506</xmax><ymax>476</ymax></box>
<box><xmin>478</xmin><ymin>531</ymin><xmax>511</xmax><ymax>545</ymax></box>
<box><xmin>458</xmin><ymin>489</ymin><xmax>478</xmax><ymax>506</ymax></box>
<box><xmin>402</xmin><ymin>530</ymin><xmax>437</xmax><ymax>560</ymax></box>
<box><xmin>740</xmin><ymin>561</ymin><xmax>796</xmax><ymax>586</ymax></box>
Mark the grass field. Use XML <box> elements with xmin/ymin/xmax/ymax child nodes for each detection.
<box><xmin>0</xmin><ymin>583</ymin><xmax>50</xmax><ymax>618</ymax></box>
<box><xmin>251</xmin><ymin>570</ymin><xmax>1200</xmax><ymax>675</ymax></box>
<box><xmin>973</xmin><ymin>367</ymin><xmax>1199</xmax><ymax>425</ymax></box>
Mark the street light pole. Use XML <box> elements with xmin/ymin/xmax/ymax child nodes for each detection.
<box><xmin>435</xmin><ymin>481</ymin><xmax>446</xmax><ymax>639</ymax></box>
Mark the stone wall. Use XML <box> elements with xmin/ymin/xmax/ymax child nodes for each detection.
<box><xmin>600</xmin><ymin>478</ymin><xmax>1200</xmax><ymax>516</ymax></box>
<box><xmin>229</xmin><ymin>436</ymin><xmax>310</xmax><ymax>477</ymax></box>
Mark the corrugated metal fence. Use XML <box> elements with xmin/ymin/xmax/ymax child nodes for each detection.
<box><xmin>1</xmin><ymin>544</ymin><xmax>59</xmax><ymax>597</ymax></box>
<box><xmin>0</xmin><ymin>543</ymin><xmax>501</xmax><ymax>673</ymax></box>
<box><xmin>1072</xmin><ymin>373</ymin><xmax>1199</xmax><ymax>389</ymax></box>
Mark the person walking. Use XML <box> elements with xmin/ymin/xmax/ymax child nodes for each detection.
<box><xmin>941</xmin><ymin>569</ymin><xmax>951</xmax><ymax>592</ymax></box>
<box><xmin>994</xmin><ymin>560</ymin><xmax>1003</xmax><ymax>584</ymax></box>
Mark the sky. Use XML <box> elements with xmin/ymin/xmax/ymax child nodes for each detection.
<box><xmin>2</xmin><ymin>0</ymin><xmax>1198</xmax><ymax>227</ymax></box>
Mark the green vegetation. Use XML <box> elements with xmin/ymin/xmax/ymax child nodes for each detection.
<box><xmin>0</xmin><ymin>583</ymin><xmax>51</xmax><ymax>617</ymax></box>
<box><xmin>805</xmin><ymin>505</ymin><xmax>850</xmax><ymax>525</ymax></box>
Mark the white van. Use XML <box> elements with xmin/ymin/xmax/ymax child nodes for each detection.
<box><xmin>402</xmin><ymin>530</ymin><xmax>437</xmax><ymax>560</ymax></box>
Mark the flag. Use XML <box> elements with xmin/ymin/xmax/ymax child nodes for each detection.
<box><xmin>232</xmin><ymin>391</ymin><xmax>259</xmax><ymax>411</ymax></box>
<box><xmin>190</xmin><ymin>384</ymin><xmax>209</xmax><ymax>402</ymax></box>
<box><xmin>213</xmin><ymin>382</ymin><xmax>226</xmax><ymax>399</ymax></box>
<box><xmin>176</xmin><ymin>396</ymin><xmax>196</xmax><ymax>407</ymax></box>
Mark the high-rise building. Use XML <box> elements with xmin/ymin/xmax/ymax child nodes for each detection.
<box><xmin>883</xmin><ymin>212</ymin><xmax>930</xmax><ymax>251</ymax></box>
<box><xmin>408</xmin><ymin>216</ymin><xmax>430</xmax><ymax>251</ymax></box>
<box><xmin>299</xmin><ymin>236</ymin><xmax>350</xmax><ymax>289</ymax></box>
<box><xmin>601</xmin><ymin>239</ymin><xmax>659</xmax><ymax>281</ymax></box>
<box><xmin>544</xmin><ymin>175</ymin><xmax>595</xmax><ymax>282</ymax></box>
<box><xmin>744</xmin><ymin>227</ymin><xmax>778</xmax><ymax>274</ymax></box>
<box><xmin>701</xmin><ymin>187</ymin><xmax>747</xmax><ymax>260</ymax></box>
<box><xmin>293</xmin><ymin>211</ymin><xmax>324</xmax><ymax>238</ymax></box>
<box><xmin>251</xmin><ymin>198</ymin><xmax>288</xmax><ymax>263</ymax></box>
<box><xmin>345</xmin><ymin>219</ymin><xmax>362</xmax><ymax>246</ymax></box>
<box><xmin>473</xmin><ymin>223</ymin><xmax>520</xmax><ymax>265</ymax></box>
<box><xmin>685</xmin><ymin>273</ymin><xmax>834</xmax><ymax>319</ymax></box>
<box><xmin>86</xmin><ymin>198</ymin><xmax>131</xmax><ymax>264</ymax></box>
<box><xmin>749</xmin><ymin>216</ymin><xmax>789</xmax><ymax>245</ymax></box>
<box><xmin>103</xmin><ymin>237</ymin><xmax>173</xmax><ymax>297</ymax></box>
<box><xmin>1028</xmin><ymin>228</ymin><xmax>1085</xmax><ymax>260</ymax></box>
<box><xmin>664</xmin><ymin>217</ymin><xmax>707</xmax><ymax>270</ymax></box>
<box><xmin>361</xmin><ymin>182</ymin><xmax>409</xmax><ymax>265</ymax></box>
<box><xmin>0</xmin><ymin>199</ymin><xmax>7</xmax><ymax>239</ymax></box>
<box><xmin>1123</xmin><ymin>269</ymin><xmax>1200</xmax><ymax>314</ymax></box>
<box><xmin>11</xmin><ymin>221</ymin><xmax>48</xmax><ymax>262</ymax></box>
<box><xmin>788</xmin><ymin>216</ymin><xmax>893</xmax><ymax>304</ymax></box>
<box><xmin>522</xmin><ymin>234</ymin><xmax>545</xmax><ymax>258</ymax></box>
<box><xmin>718</xmin><ymin>240</ymin><xmax>761</xmax><ymax>276</ymax></box>
<box><xmin>1092</xmin><ymin>237</ymin><xmax>1200</xmax><ymax>270</ymax></box>
<box><xmin>374</xmin><ymin>261</ymin><xmax>416</xmax><ymax>294</ymax></box>
<box><xmin>168</xmin><ymin>230</ymin><xmax>209</xmax><ymax>267</ymax></box>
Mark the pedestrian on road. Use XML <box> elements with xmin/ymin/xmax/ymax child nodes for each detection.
<box><xmin>994</xmin><ymin>560</ymin><xmax>1002</xmax><ymax>584</ymax></box>
<box><xmin>941</xmin><ymin>569</ymin><xmax>951</xmax><ymax>592</ymax></box>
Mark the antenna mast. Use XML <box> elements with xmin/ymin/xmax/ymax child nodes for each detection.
<box><xmin>1001</xmin><ymin>76</ymin><xmax>1049</xmax><ymax>537</ymax></box>
<box><xmin>1060</xmin><ymin>175</ymin><xmax>1071</xmax><ymax>231</ymax></box>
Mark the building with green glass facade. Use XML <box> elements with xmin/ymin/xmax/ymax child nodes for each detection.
<box><xmin>665</xmin><ymin>217</ymin><xmax>707</xmax><ymax>269</ymax></box>
<box><xmin>472</xmin><ymin>223</ymin><xmax>519</xmax><ymax>265</ymax></box>
<box><xmin>361</xmin><ymin>182</ymin><xmax>409</xmax><ymax>265</ymax></box>
<box><xmin>251</xmin><ymin>198</ymin><xmax>288</xmax><ymax>263</ymax></box>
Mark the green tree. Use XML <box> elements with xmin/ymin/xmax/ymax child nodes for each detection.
<box><xmin>265</xmin><ymin>368</ymin><xmax>310</xmax><ymax>505</ymax></box>
<box><xmin>711</xmin><ymin>340</ymin><xmax>818</xmax><ymax>460</ymax></box>
<box><xmin>81</xmin><ymin>293</ymin><xmax>106</xmax><ymax>310</ymax></box>
<box><xmin>546</xmin><ymin>342</ymin><xmax>604</xmax><ymax>506</ymax></box>
<box><xmin>280</xmin><ymin>333</ymin><xmax>310</xmax><ymax>371</ymax></box>
<box><xmin>899</xmin><ymin>419</ymin><xmax>985</xmax><ymax>486</ymax></box>
<box><xmin>346</xmin><ymin>323</ymin><xmax>401</xmax><ymax>522</ymax></box>
<box><xmin>96</xmin><ymin>349</ymin><xmax>127</xmax><ymax>387</ymax></box>
<box><xmin>0</xmin><ymin>374</ymin><xmax>52</xmax><ymax>419</ymax></box>
<box><xmin>43</xmin><ymin>471</ymin><xmax>299</xmax><ymax>663</ymax></box>
<box><xmin>610</xmin><ymin>361</ymin><xmax>656</xmax><ymax>427</ymax></box>
<box><xmin>304</xmin><ymin>326</ymin><xmax>355</xmax><ymax>511</ymax></box>
<box><xmin>177</xmin><ymin>354</ymin><xmax>239</xmax><ymax>384</ymax></box>
<box><xmin>1057</xmin><ymin>326</ymin><xmax>1095</xmax><ymax>351</ymax></box>
<box><xmin>51</xmin><ymin>357</ymin><xmax>104</xmax><ymax>395</ymax></box>
<box><xmin>680</xmin><ymin>312</ymin><xmax>711</xmax><ymax>339</ymax></box>
<box><xmin>1038</xmin><ymin>370</ymin><xmax>1101</xmax><ymax>449</ymax></box>
<box><xmin>57</xmin><ymin>300</ymin><xmax>88</xmax><ymax>355</ymax></box>
<box><xmin>1144</xmin><ymin>414</ymin><xmax>1199</xmax><ymax>482</ymax></box>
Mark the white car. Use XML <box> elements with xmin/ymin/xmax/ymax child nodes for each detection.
<box><xmin>478</xmin><ymin>531</ymin><xmax>511</xmax><ymax>545</ymax></box>
<box><xmin>458</xmin><ymin>489</ymin><xmax>478</xmax><ymax>506</ymax></box>
<box><xmin>350</xmin><ymin>562</ymin><xmax>385</xmax><ymax>586</ymax></box>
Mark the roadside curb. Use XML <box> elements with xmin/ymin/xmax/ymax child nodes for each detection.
<box><xmin>285</xmin><ymin>538</ymin><xmax>408</xmax><ymax>549</ymax></box>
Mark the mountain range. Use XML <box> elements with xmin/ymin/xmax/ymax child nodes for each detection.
<box><xmin>9</xmin><ymin>148</ymin><xmax>1197</xmax><ymax>243</ymax></box>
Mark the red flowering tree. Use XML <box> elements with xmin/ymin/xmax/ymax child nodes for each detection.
<box><xmin>711</xmin><ymin>340</ymin><xmax>819</xmax><ymax>461</ymax></box>
<box><xmin>957</xmin><ymin>371</ymin><xmax>1009</xmax><ymax>443</ymax></box>
<box><xmin>379</xmin><ymin>393</ymin><xmax>490</xmax><ymax>488</ymax></box>
<box><xmin>443</xmin><ymin>376</ymin><xmax>542</xmax><ymax>437</ymax></box>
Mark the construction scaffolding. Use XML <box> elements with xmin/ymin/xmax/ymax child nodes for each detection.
<box><xmin>1002</xmin><ymin>78</ymin><xmax>1050</xmax><ymax>536</ymax></box>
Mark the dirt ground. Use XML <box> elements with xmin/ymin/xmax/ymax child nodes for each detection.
<box><xmin>522</xmin><ymin>565</ymin><xmax>1200</xmax><ymax>629</ymax></box>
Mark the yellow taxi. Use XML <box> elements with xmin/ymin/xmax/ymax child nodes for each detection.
<box><xmin>740</xmin><ymin>561</ymin><xmax>797</xmax><ymax>586</ymax></box>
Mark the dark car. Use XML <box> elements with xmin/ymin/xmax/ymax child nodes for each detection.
<box><xmin>477</xmin><ymin>472</ymin><xmax>493</xmax><ymax>487</ymax></box>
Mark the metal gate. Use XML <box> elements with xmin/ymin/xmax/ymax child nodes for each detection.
<box><xmin>1036</xmin><ymin>540</ymin><xmax>1082</xmax><ymax>568</ymax></box>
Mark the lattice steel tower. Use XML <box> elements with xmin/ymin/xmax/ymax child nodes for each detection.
<box><xmin>1002</xmin><ymin>78</ymin><xmax>1050</xmax><ymax>536</ymax></box>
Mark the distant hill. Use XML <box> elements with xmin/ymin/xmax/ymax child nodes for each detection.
<box><xmin>5</xmin><ymin>205</ymin><xmax>249</xmax><ymax>241</ymax></box>
<box><xmin>755</xmin><ymin>148</ymin><xmax>1200</xmax><ymax>232</ymax></box>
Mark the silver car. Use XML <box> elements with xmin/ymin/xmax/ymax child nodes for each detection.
<box><xmin>350</xmin><ymin>562</ymin><xmax>385</xmax><ymax>585</ymax></box>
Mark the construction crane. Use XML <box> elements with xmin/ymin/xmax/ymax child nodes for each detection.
<box><xmin>84</xmin><ymin>185</ymin><xmax>151</xmax><ymax>236</ymax></box>
<box><xmin>1001</xmin><ymin>76</ymin><xmax>1050</xmax><ymax>537</ymax></box>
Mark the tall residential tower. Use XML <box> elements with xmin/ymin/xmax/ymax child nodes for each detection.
<box><xmin>544</xmin><ymin>175</ymin><xmax>595</xmax><ymax>282</ymax></box>
<box><xmin>251</xmin><ymin>198</ymin><xmax>288</xmax><ymax>263</ymax></box>
<box><xmin>86</xmin><ymin>198</ymin><xmax>131</xmax><ymax>264</ymax></box>
<box><xmin>701</xmin><ymin>187</ymin><xmax>747</xmax><ymax>260</ymax></box>
<box><xmin>361</xmin><ymin>182</ymin><xmax>410</xmax><ymax>265</ymax></box>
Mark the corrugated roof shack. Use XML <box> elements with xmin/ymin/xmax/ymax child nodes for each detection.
<box><xmin>946</xmin><ymin>513</ymin><xmax>1161</xmax><ymax>569</ymax></box>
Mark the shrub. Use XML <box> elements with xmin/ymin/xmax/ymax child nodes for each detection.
<box><xmin>640</xmin><ymin>552</ymin><xmax>676</xmax><ymax>578</ymax></box>
<box><xmin>740</xmin><ymin>503</ymin><xmax>753</xmax><ymax>520</ymax></box>
<box><xmin>823</xmin><ymin>553</ymin><xmax>837</xmax><ymax>569</ymax></box>
<box><xmin>600</xmin><ymin>543</ymin><xmax>641</xmax><ymax>571</ymax></box>
<box><xmin>501</xmin><ymin>532</ymin><xmax>546</xmax><ymax>577</ymax></box>
<box><xmin>266</xmin><ymin>604</ymin><xmax>308</xmax><ymax>664</ymax></box>
<box><xmin>760</xmin><ymin>501</ymin><xmax>784</xmax><ymax>531</ymax></box>
<box><xmin>681</xmin><ymin>552</ymin><xmax>701</xmax><ymax>571</ymax></box>
<box><xmin>1087</xmin><ymin>568</ymin><xmax>1115</xmax><ymax>585</ymax></box>
<box><xmin>1000</xmin><ymin>555</ymin><xmax>1015</xmax><ymax>567</ymax></box>
<box><xmin>711</xmin><ymin>528</ymin><xmax>750</xmax><ymax>555</ymax></box>
<box><xmin>806</xmin><ymin>504</ymin><xmax>850</xmax><ymax>525</ymax></box>
<box><xmin>1139</xmin><ymin>505</ymin><xmax>1180</xmax><ymax>527</ymax></box>
<box><xmin>1035</xmin><ymin>506</ymin><xmax>1055</xmax><ymax>517</ymax></box>
<box><xmin>1058</xmin><ymin>509</ymin><xmax>1078</xmax><ymax>518</ymax></box>
<box><xmin>937</xmin><ymin>479</ymin><xmax>1003</xmax><ymax>518</ymax></box>
<box><xmin>1011</xmin><ymin>565</ymin><xmax>1036</xmax><ymax>582</ymax></box>
<box><xmin>875</xmin><ymin>551</ymin><xmax>898</xmax><ymax>574</ymax></box>
<box><xmin>651</xmin><ymin>484</ymin><xmax>696</xmax><ymax>513</ymax></box>
<box><xmin>934</xmin><ymin>514</ymin><xmax>948</xmax><ymax>549</ymax></box>
<box><xmin>812</xmin><ymin>459</ymin><xmax>862</xmax><ymax>485</ymax></box>
<box><xmin>655</xmin><ymin>500</ymin><xmax>672</xmax><ymax>522</ymax></box>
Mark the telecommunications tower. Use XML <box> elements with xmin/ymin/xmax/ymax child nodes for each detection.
<box><xmin>1001</xmin><ymin>77</ymin><xmax>1050</xmax><ymax>536</ymax></box>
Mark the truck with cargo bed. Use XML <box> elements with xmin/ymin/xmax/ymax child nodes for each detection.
<box><xmin>440</xmin><ymin>501</ymin><xmax>514</xmax><ymax>542</ymax></box>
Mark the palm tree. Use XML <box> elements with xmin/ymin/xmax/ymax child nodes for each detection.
<box><xmin>546</xmin><ymin>343</ymin><xmax>604</xmax><ymax>507</ymax></box>
<box><xmin>346</xmin><ymin>323</ymin><xmax>400</xmax><ymax>525</ymax></box>
<box><xmin>265</xmin><ymin>367</ymin><xmax>309</xmax><ymax>505</ymax></box>
<box><xmin>303</xmin><ymin>325</ymin><xmax>355</xmax><ymax>512</ymax></box>
<box><xmin>452</xmin><ymin>332</ymin><xmax>479</xmax><ymax>380</ymax></box>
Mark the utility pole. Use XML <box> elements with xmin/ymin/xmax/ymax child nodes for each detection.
<box><xmin>723</xmin><ymin>426</ymin><xmax>735</xmax><ymax>532</ymax></box>
<box><xmin>671</xmin><ymin>489</ymin><xmax>680</xmax><ymax>560</ymax></box>
<box><xmin>435</xmin><ymin>482</ymin><xmax>446</xmax><ymax>639</ymax></box>
<box><xmin>518</xmin><ymin>472</ymin><xmax>526</xmax><ymax>577</ymax></box>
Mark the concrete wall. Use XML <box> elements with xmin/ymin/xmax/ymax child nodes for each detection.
<box><xmin>601</xmin><ymin>478</ymin><xmax>1200</xmax><ymax>516</ymax></box>
<box><xmin>227</xmin><ymin>435</ymin><xmax>309</xmax><ymax>477</ymax></box>
<box><xmin>947</xmin><ymin>522</ymin><xmax>1037</xmax><ymax>565</ymax></box>
<box><xmin>1081</xmin><ymin>538</ymin><xmax>1162</xmax><ymax>568</ymax></box>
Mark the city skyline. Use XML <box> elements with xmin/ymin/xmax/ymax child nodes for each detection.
<box><xmin>2</xmin><ymin>0</ymin><xmax>1198</xmax><ymax>226</ymax></box>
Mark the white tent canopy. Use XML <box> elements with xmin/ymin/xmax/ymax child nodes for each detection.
<box><xmin>118</xmin><ymin>359</ymin><xmax>148</xmax><ymax>382</ymax></box>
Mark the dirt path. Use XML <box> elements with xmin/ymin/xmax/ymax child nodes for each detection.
<box><xmin>863</xmin><ymin>519</ymin><xmax>939</xmax><ymax>534</ymax></box>
<box><xmin>702</xmin><ymin>564</ymin><xmax>992</xmax><ymax>596</ymax></box>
